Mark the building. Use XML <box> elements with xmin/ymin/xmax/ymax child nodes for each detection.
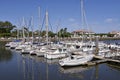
<box><xmin>109</xmin><ymin>31</ymin><xmax>118</xmax><ymax>34</ymax></box>
<box><xmin>71</xmin><ymin>29</ymin><xmax>95</xmax><ymax>38</ymax></box>
<box><xmin>109</xmin><ymin>30</ymin><xmax>120</xmax><ymax>37</ymax></box>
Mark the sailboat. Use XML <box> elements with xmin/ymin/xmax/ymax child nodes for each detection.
<box><xmin>59</xmin><ymin>53</ymin><xmax>94</xmax><ymax>66</ymax></box>
<box><xmin>44</xmin><ymin>47</ymin><xmax>68</xmax><ymax>59</ymax></box>
<box><xmin>59</xmin><ymin>0</ymin><xmax>94</xmax><ymax>67</ymax></box>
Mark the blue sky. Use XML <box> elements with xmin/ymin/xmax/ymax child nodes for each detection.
<box><xmin>0</xmin><ymin>0</ymin><xmax>120</xmax><ymax>33</ymax></box>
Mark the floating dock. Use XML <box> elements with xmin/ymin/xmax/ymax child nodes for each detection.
<box><xmin>85</xmin><ymin>56</ymin><xmax>120</xmax><ymax>66</ymax></box>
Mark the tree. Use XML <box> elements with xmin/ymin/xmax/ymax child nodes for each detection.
<box><xmin>58</xmin><ymin>28</ymin><xmax>71</xmax><ymax>37</ymax></box>
<box><xmin>48</xmin><ymin>31</ymin><xmax>55</xmax><ymax>37</ymax></box>
<box><xmin>0</xmin><ymin>21</ymin><xmax>16</xmax><ymax>37</ymax></box>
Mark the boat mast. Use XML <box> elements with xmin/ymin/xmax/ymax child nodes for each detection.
<box><xmin>81</xmin><ymin>0</ymin><xmax>91</xmax><ymax>42</ymax></box>
<box><xmin>45</xmin><ymin>11</ymin><xmax>49</xmax><ymax>45</ymax></box>
<box><xmin>38</xmin><ymin>7</ymin><xmax>41</xmax><ymax>43</ymax></box>
<box><xmin>56</xmin><ymin>20</ymin><xmax>61</xmax><ymax>42</ymax></box>
<box><xmin>22</xmin><ymin>17</ymin><xmax>26</xmax><ymax>42</ymax></box>
<box><xmin>26</xmin><ymin>18</ymin><xmax>30</xmax><ymax>42</ymax></box>
<box><xmin>31</xmin><ymin>16</ymin><xmax>34</xmax><ymax>43</ymax></box>
<box><xmin>17</xmin><ymin>28</ymin><xmax>19</xmax><ymax>40</ymax></box>
<box><xmin>17</xmin><ymin>20</ymin><xmax>21</xmax><ymax>40</ymax></box>
<box><xmin>81</xmin><ymin>0</ymin><xmax>84</xmax><ymax>42</ymax></box>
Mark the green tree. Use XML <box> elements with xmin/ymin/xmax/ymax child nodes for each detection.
<box><xmin>58</xmin><ymin>28</ymin><xmax>71</xmax><ymax>37</ymax></box>
<box><xmin>48</xmin><ymin>31</ymin><xmax>55</xmax><ymax>37</ymax></box>
<box><xmin>0</xmin><ymin>21</ymin><xmax>16</xmax><ymax>37</ymax></box>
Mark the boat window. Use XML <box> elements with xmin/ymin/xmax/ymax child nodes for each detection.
<box><xmin>76</xmin><ymin>46</ymin><xmax>80</xmax><ymax>49</ymax></box>
<box><xmin>59</xmin><ymin>49</ymin><xmax>62</xmax><ymax>52</ymax></box>
<box><xmin>63</xmin><ymin>49</ymin><xmax>66</xmax><ymax>51</ymax></box>
<box><xmin>93</xmin><ymin>46</ymin><xmax>96</xmax><ymax>47</ymax></box>
<box><xmin>71</xmin><ymin>56</ymin><xmax>74</xmax><ymax>59</ymax></box>
<box><xmin>77</xmin><ymin>57</ymin><xmax>84</xmax><ymax>59</ymax></box>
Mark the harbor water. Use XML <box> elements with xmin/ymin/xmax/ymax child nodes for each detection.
<box><xmin>0</xmin><ymin>41</ymin><xmax>120</xmax><ymax>80</ymax></box>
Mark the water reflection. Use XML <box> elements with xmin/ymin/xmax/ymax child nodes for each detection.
<box><xmin>59</xmin><ymin>66</ymin><xmax>91</xmax><ymax>79</ymax></box>
<box><xmin>107</xmin><ymin>63</ymin><xmax>120</xmax><ymax>71</ymax></box>
<box><xmin>59</xmin><ymin>63</ymin><xmax>120</xmax><ymax>80</ymax></box>
<box><xmin>59</xmin><ymin>66</ymin><xmax>92</xmax><ymax>74</ymax></box>
<box><xmin>0</xmin><ymin>41</ymin><xmax>120</xmax><ymax>80</ymax></box>
<box><xmin>16</xmin><ymin>54</ymin><xmax>47</xmax><ymax>80</ymax></box>
<box><xmin>0</xmin><ymin>42</ymin><xmax>12</xmax><ymax>62</ymax></box>
<box><xmin>20</xmin><ymin>55</ymin><xmax>36</xmax><ymax>80</ymax></box>
<box><xmin>11</xmin><ymin>53</ymin><xmax>120</xmax><ymax>80</ymax></box>
<box><xmin>16</xmin><ymin>54</ymin><xmax>65</xmax><ymax>80</ymax></box>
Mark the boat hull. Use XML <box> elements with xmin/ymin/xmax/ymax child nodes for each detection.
<box><xmin>44</xmin><ymin>53</ymin><xmax>67</xmax><ymax>59</ymax></box>
<box><xmin>59</xmin><ymin>54</ymin><xmax>94</xmax><ymax>67</ymax></box>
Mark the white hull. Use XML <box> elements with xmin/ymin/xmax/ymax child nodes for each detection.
<box><xmin>29</xmin><ymin>50</ymin><xmax>37</xmax><ymax>55</ymax></box>
<box><xmin>44</xmin><ymin>53</ymin><xmax>67</xmax><ymax>59</ymax></box>
<box><xmin>36</xmin><ymin>52</ymin><xmax>45</xmax><ymax>57</ymax></box>
<box><xmin>44</xmin><ymin>47</ymin><xmax>68</xmax><ymax>59</ymax></box>
<box><xmin>5</xmin><ymin>43</ymin><xmax>11</xmax><ymax>47</ymax></box>
<box><xmin>59</xmin><ymin>54</ymin><xmax>94</xmax><ymax>66</ymax></box>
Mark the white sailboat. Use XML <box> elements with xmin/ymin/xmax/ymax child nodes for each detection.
<box><xmin>59</xmin><ymin>54</ymin><xmax>94</xmax><ymax>66</ymax></box>
<box><xmin>59</xmin><ymin>0</ymin><xmax>94</xmax><ymax>67</ymax></box>
<box><xmin>44</xmin><ymin>47</ymin><xmax>68</xmax><ymax>59</ymax></box>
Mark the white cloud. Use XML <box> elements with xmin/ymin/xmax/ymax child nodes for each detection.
<box><xmin>104</xmin><ymin>18</ymin><xmax>114</xmax><ymax>23</ymax></box>
<box><xmin>104</xmin><ymin>18</ymin><xmax>118</xmax><ymax>23</ymax></box>
<box><xmin>68</xmin><ymin>18</ymin><xmax>75</xmax><ymax>22</ymax></box>
<box><xmin>71</xmin><ymin>23</ymin><xmax>80</xmax><ymax>27</ymax></box>
<box><xmin>117</xmin><ymin>24</ymin><xmax>120</xmax><ymax>26</ymax></box>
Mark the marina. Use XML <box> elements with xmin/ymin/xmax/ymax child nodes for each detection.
<box><xmin>0</xmin><ymin>40</ymin><xmax>120</xmax><ymax>80</ymax></box>
<box><xmin>0</xmin><ymin>0</ymin><xmax>120</xmax><ymax>80</ymax></box>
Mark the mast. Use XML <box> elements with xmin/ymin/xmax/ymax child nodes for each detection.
<box><xmin>17</xmin><ymin>28</ymin><xmax>19</xmax><ymax>40</ymax></box>
<box><xmin>81</xmin><ymin>0</ymin><xmax>91</xmax><ymax>42</ymax></box>
<box><xmin>22</xmin><ymin>17</ymin><xmax>25</xmax><ymax>42</ymax></box>
<box><xmin>38</xmin><ymin>7</ymin><xmax>41</xmax><ymax>43</ymax></box>
<box><xmin>45</xmin><ymin>11</ymin><xmax>49</xmax><ymax>80</ymax></box>
<box><xmin>81</xmin><ymin>0</ymin><xmax>84</xmax><ymax>42</ymax></box>
<box><xmin>31</xmin><ymin>16</ymin><xmax>34</xmax><ymax>43</ymax></box>
<box><xmin>26</xmin><ymin>18</ymin><xmax>30</xmax><ymax>42</ymax></box>
<box><xmin>45</xmin><ymin>11</ymin><xmax>49</xmax><ymax>45</ymax></box>
<box><xmin>56</xmin><ymin>20</ymin><xmax>61</xmax><ymax>42</ymax></box>
<box><xmin>17</xmin><ymin>20</ymin><xmax>20</xmax><ymax>40</ymax></box>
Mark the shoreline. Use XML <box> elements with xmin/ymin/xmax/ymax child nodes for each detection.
<box><xmin>0</xmin><ymin>37</ymin><xmax>120</xmax><ymax>42</ymax></box>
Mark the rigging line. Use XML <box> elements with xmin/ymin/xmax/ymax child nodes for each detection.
<box><xmin>81</xmin><ymin>0</ymin><xmax>88</xmax><ymax>30</ymax></box>
<box><xmin>28</xmin><ymin>17</ymin><xmax>32</xmax><ymax>30</ymax></box>
<box><xmin>81</xmin><ymin>0</ymin><xmax>89</xmax><ymax>32</ymax></box>
<box><xmin>81</xmin><ymin>0</ymin><xmax>84</xmax><ymax>29</ymax></box>
<box><xmin>40</xmin><ymin>14</ymin><xmax>46</xmax><ymax>32</ymax></box>
<box><xmin>56</xmin><ymin>19</ymin><xmax>61</xmax><ymax>33</ymax></box>
<box><xmin>83</xmin><ymin>8</ymin><xmax>88</xmax><ymax>31</ymax></box>
<box><xmin>26</xmin><ymin>18</ymin><xmax>30</xmax><ymax>41</ymax></box>
<box><xmin>18</xmin><ymin>19</ymin><xmax>22</xmax><ymax>29</ymax></box>
<box><xmin>56</xmin><ymin>19</ymin><xmax>61</xmax><ymax>37</ymax></box>
<box><xmin>48</xmin><ymin>17</ymin><xmax>53</xmax><ymax>32</ymax></box>
<box><xmin>82</xmin><ymin>3</ymin><xmax>92</xmax><ymax>41</ymax></box>
<box><xmin>17</xmin><ymin>19</ymin><xmax>22</xmax><ymax>39</ymax></box>
<box><xmin>84</xmin><ymin>9</ymin><xmax>92</xmax><ymax>41</ymax></box>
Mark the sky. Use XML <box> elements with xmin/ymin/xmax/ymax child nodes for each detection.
<box><xmin>0</xmin><ymin>0</ymin><xmax>120</xmax><ymax>33</ymax></box>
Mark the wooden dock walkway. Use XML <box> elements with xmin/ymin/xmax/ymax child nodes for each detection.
<box><xmin>86</xmin><ymin>59</ymin><xmax>108</xmax><ymax>66</ymax></box>
<box><xmin>85</xmin><ymin>55</ymin><xmax>120</xmax><ymax>66</ymax></box>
